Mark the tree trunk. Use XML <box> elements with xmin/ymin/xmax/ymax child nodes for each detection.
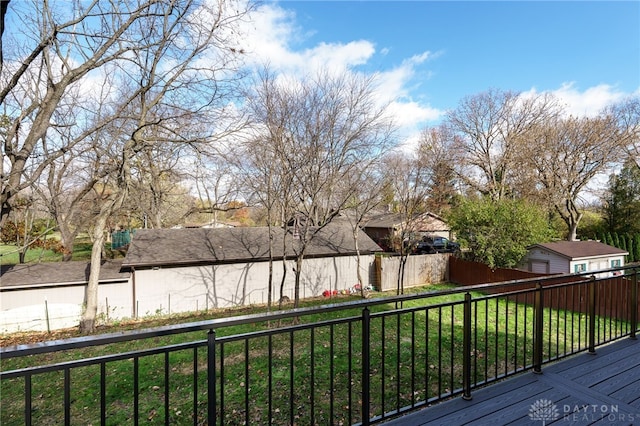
<box><xmin>267</xmin><ymin>225</ymin><xmax>274</xmax><ymax>310</ymax></box>
<box><xmin>79</xmin><ymin>212</ymin><xmax>109</xmax><ymax>333</ymax></box>
<box><xmin>353</xmin><ymin>229</ymin><xmax>367</xmax><ymax>298</ymax></box>
<box><xmin>79</xmin><ymin>192</ymin><xmax>123</xmax><ymax>333</ymax></box>
<box><xmin>294</xmin><ymin>254</ymin><xmax>303</xmax><ymax>309</ymax></box>
<box><xmin>558</xmin><ymin>200</ymin><xmax>583</xmax><ymax>242</ymax></box>
<box><xmin>278</xmin><ymin>262</ymin><xmax>287</xmax><ymax>310</ymax></box>
<box><xmin>567</xmin><ymin>221</ymin><xmax>579</xmax><ymax>242</ymax></box>
<box><xmin>58</xmin><ymin>222</ymin><xmax>77</xmax><ymax>262</ymax></box>
<box><xmin>278</xmin><ymin>223</ymin><xmax>289</xmax><ymax>310</ymax></box>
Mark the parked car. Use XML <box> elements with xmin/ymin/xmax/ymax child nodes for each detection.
<box><xmin>415</xmin><ymin>235</ymin><xmax>460</xmax><ymax>254</ymax></box>
<box><xmin>414</xmin><ymin>240</ymin><xmax>437</xmax><ymax>254</ymax></box>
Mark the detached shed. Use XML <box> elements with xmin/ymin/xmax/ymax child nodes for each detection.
<box><xmin>0</xmin><ymin>260</ymin><xmax>131</xmax><ymax>333</ymax></box>
<box><xmin>521</xmin><ymin>241</ymin><xmax>627</xmax><ymax>276</ymax></box>
<box><xmin>123</xmin><ymin>223</ymin><xmax>382</xmax><ymax>314</ymax></box>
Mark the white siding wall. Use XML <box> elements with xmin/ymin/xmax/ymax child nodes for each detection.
<box><xmin>524</xmin><ymin>248</ymin><xmax>626</xmax><ymax>277</ymax></box>
<box><xmin>0</xmin><ymin>281</ymin><xmax>131</xmax><ymax>333</ymax></box>
<box><xmin>134</xmin><ymin>255</ymin><xmax>373</xmax><ymax>314</ymax></box>
<box><xmin>1</xmin><ymin>255</ymin><xmax>375</xmax><ymax>333</ymax></box>
<box><xmin>569</xmin><ymin>255</ymin><xmax>625</xmax><ymax>278</ymax></box>
<box><xmin>523</xmin><ymin>249</ymin><xmax>569</xmax><ymax>274</ymax></box>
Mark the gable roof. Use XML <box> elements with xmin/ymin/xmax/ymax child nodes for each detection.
<box><xmin>529</xmin><ymin>241</ymin><xmax>628</xmax><ymax>260</ymax></box>
<box><xmin>0</xmin><ymin>260</ymin><xmax>129</xmax><ymax>288</ymax></box>
<box><xmin>363</xmin><ymin>212</ymin><xmax>449</xmax><ymax>231</ymax></box>
<box><xmin>123</xmin><ymin>223</ymin><xmax>382</xmax><ymax>268</ymax></box>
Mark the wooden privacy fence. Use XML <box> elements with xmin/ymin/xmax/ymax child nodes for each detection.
<box><xmin>374</xmin><ymin>253</ymin><xmax>450</xmax><ymax>291</ymax></box>
<box><xmin>449</xmin><ymin>256</ymin><xmax>640</xmax><ymax>321</ymax></box>
<box><xmin>448</xmin><ymin>256</ymin><xmax>547</xmax><ymax>285</ymax></box>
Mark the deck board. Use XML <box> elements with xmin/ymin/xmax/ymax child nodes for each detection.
<box><xmin>382</xmin><ymin>338</ymin><xmax>640</xmax><ymax>425</ymax></box>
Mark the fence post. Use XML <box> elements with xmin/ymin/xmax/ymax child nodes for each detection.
<box><xmin>462</xmin><ymin>292</ymin><xmax>472</xmax><ymax>400</ymax></box>
<box><xmin>631</xmin><ymin>268</ymin><xmax>638</xmax><ymax>340</ymax></box>
<box><xmin>208</xmin><ymin>329</ymin><xmax>217</xmax><ymax>426</ymax></box>
<box><xmin>588</xmin><ymin>276</ymin><xmax>597</xmax><ymax>354</ymax></box>
<box><xmin>533</xmin><ymin>282</ymin><xmax>543</xmax><ymax>374</ymax></box>
<box><xmin>362</xmin><ymin>307</ymin><xmax>371</xmax><ymax>426</ymax></box>
<box><xmin>45</xmin><ymin>300</ymin><xmax>51</xmax><ymax>334</ymax></box>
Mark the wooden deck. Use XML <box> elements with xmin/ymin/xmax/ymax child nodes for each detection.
<box><xmin>383</xmin><ymin>338</ymin><xmax>640</xmax><ymax>426</ymax></box>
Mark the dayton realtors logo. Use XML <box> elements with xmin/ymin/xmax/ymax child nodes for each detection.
<box><xmin>529</xmin><ymin>399</ymin><xmax>560</xmax><ymax>425</ymax></box>
<box><xmin>530</xmin><ymin>399</ymin><xmax>637</xmax><ymax>424</ymax></box>
<box><xmin>561</xmin><ymin>404</ymin><xmax>635</xmax><ymax>422</ymax></box>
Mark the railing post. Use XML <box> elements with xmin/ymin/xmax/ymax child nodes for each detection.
<box><xmin>362</xmin><ymin>307</ymin><xmax>371</xmax><ymax>426</ymax></box>
<box><xmin>588</xmin><ymin>276</ymin><xmax>597</xmax><ymax>354</ymax></box>
<box><xmin>533</xmin><ymin>282</ymin><xmax>544</xmax><ymax>374</ymax></box>
<box><xmin>631</xmin><ymin>268</ymin><xmax>638</xmax><ymax>340</ymax></box>
<box><xmin>462</xmin><ymin>292</ymin><xmax>472</xmax><ymax>400</ymax></box>
<box><xmin>208</xmin><ymin>329</ymin><xmax>217</xmax><ymax>426</ymax></box>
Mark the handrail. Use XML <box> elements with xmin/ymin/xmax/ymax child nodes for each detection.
<box><xmin>1</xmin><ymin>266</ymin><xmax>638</xmax><ymax>425</ymax></box>
<box><xmin>2</xmin><ymin>265</ymin><xmax>633</xmax><ymax>358</ymax></box>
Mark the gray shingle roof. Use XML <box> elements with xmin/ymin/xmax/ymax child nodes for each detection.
<box><xmin>531</xmin><ymin>241</ymin><xmax>628</xmax><ymax>260</ymax></box>
<box><xmin>0</xmin><ymin>260</ymin><xmax>129</xmax><ymax>288</ymax></box>
<box><xmin>363</xmin><ymin>212</ymin><xmax>449</xmax><ymax>231</ymax></box>
<box><xmin>123</xmin><ymin>223</ymin><xmax>382</xmax><ymax>268</ymax></box>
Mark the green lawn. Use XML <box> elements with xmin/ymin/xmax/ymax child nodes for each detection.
<box><xmin>0</xmin><ymin>239</ymin><xmax>120</xmax><ymax>265</ymax></box>
<box><xmin>1</xmin><ymin>284</ymin><xmax>624</xmax><ymax>425</ymax></box>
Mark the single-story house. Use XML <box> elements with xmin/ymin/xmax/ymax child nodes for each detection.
<box><xmin>362</xmin><ymin>212</ymin><xmax>451</xmax><ymax>251</ymax></box>
<box><xmin>0</xmin><ymin>260</ymin><xmax>131</xmax><ymax>333</ymax></box>
<box><xmin>520</xmin><ymin>241</ymin><xmax>628</xmax><ymax>276</ymax></box>
<box><xmin>123</xmin><ymin>223</ymin><xmax>382</xmax><ymax>315</ymax></box>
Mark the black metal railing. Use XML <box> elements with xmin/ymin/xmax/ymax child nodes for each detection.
<box><xmin>1</xmin><ymin>267</ymin><xmax>638</xmax><ymax>425</ymax></box>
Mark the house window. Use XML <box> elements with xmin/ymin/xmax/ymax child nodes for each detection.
<box><xmin>574</xmin><ymin>263</ymin><xmax>587</xmax><ymax>273</ymax></box>
<box><xmin>611</xmin><ymin>259</ymin><xmax>621</xmax><ymax>268</ymax></box>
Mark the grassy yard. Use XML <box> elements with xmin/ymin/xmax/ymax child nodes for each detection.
<box><xmin>1</xmin><ymin>283</ymin><xmax>624</xmax><ymax>425</ymax></box>
<box><xmin>0</xmin><ymin>236</ymin><xmax>122</xmax><ymax>265</ymax></box>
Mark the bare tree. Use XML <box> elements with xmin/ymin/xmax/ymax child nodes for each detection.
<box><xmin>233</xmin><ymin>131</ymin><xmax>296</xmax><ymax>308</ymax></box>
<box><xmin>606</xmin><ymin>96</ymin><xmax>640</xmax><ymax>169</ymax></box>
<box><xmin>446</xmin><ymin>89</ymin><xmax>561</xmax><ymax>200</ymax></box>
<box><xmin>1</xmin><ymin>0</ymin><xmax>142</xmax><ymax>226</ymax></box>
<box><xmin>185</xmin><ymin>148</ymin><xmax>244</xmax><ymax>226</ymax></box>
<box><xmin>226</xmin><ymin>67</ymin><xmax>295</xmax><ymax>309</ymax></box>
<box><xmin>33</xmin><ymin>92</ymin><xmax>117</xmax><ymax>260</ymax></box>
<box><xmin>416</xmin><ymin>125</ymin><xmax>460</xmax><ymax>215</ymax></box>
<box><xmin>287</xmin><ymin>72</ymin><xmax>394</xmax><ymax>307</ymax></box>
<box><xmin>0</xmin><ymin>0</ymin><xmax>9</xmax><ymax>75</ymax></box>
<box><xmin>241</xmin><ymin>69</ymin><xmax>395</xmax><ymax>307</ymax></box>
<box><xmin>126</xmin><ymin>138</ymin><xmax>194</xmax><ymax>229</ymax></box>
<box><xmin>35</xmin><ymin>152</ymin><xmax>102</xmax><ymax>261</ymax></box>
<box><xmin>2</xmin><ymin>0</ymin><xmax>251</xmax><ymax>332</ymax></box>
<box><xmin>525</xmin><ymin>115</ymin><xmax>624</xmax><ymax>241</ymax></box>
<box><xmin>340</xmin><ymin>165</ymin><xmax>388</xmax><ymax>297</ymax></box>
<box><xmin>384</xmin><ymin>151</ymin><xmax>431</xmax><ymax>296</ymax></box>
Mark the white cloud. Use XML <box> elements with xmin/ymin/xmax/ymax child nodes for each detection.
<box><xmin>377</xmin><ymin>53</ymin><xmax>431</xmax><ymax>100</ymax></box>
<box><xmin>552</xmin><ymin>83</ymin><xmax>629</xmax><ymax>116</ymax></box>
<box><xmin>240</xmin><ymin>3</ymin><xmax>300</xmax><ymax>67</ymax></box>
<box><xmin>240</xmin><ymin>2</ymin><xmax>444</xmax><ymax>144</ymax></box>
<box><xmin>302</xmin><ymin>41</ymin><xmax>375</xmax><ymax>73</ymax></box>
<box><xmin>388</xmin><ymin>101</ymin><xmax>442</xmax><ymax>127</ymax></box>
<box><xmin>523</xmin><ymin>82</ymin><xmax>631</xmax><ymax>117</ymax></box>
<box><xmin>241</xmin><ymin>3</ymin><xmax>375</xmax><ymax>74</ymax></box>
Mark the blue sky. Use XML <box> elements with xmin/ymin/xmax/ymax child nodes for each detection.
<box><xmin>243</xmin><ymin>1</ymin><xmax>640</xmax><ymax>143</ymax></box>
<box><xmin>4</xmin><ymin>0</ymin><xmax>638</xmax><ymax>146</ymax></box>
